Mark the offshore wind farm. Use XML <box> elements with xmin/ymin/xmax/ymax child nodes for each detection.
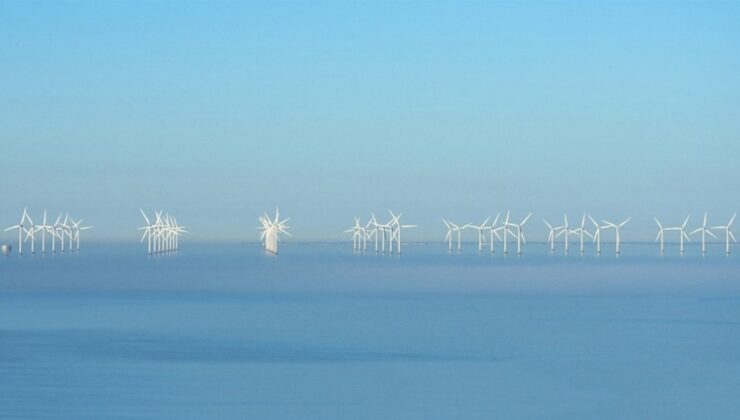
<box><xmin>2</xmin><ymin>1</ymin><xmax>740</xmax><ymax>419</ymax></box>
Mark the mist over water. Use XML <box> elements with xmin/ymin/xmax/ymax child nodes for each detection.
<box><xmin>2</xmin><ymin>243</ymin><xmax>739</xmax><ymax>419</ymax></box>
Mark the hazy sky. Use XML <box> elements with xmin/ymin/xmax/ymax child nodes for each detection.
<box><xmin>1</xmin><ymin>1</ymin><xmax>738</xmax><ymax>241</ymax></box>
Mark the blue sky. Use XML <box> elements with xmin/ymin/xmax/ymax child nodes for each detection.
<box><xmin>1</xmin><ymin>1</ymin><xmax>738</xmax><ymax>241</ymax></box>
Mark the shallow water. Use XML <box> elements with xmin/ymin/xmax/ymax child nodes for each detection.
<box><xmin>2</xmin><ymin>242</ymin><xmax>739</xmax><ymax>419</ymax></box>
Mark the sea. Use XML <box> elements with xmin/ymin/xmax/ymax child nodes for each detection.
<box><xmin>1</xmin><ymin>242</ymin><xmax>739</xmax><ymax>419</ymax></box>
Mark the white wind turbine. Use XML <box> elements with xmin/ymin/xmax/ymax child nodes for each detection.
<box><xmin>602</xmin><ymin>217</ymin><xmax>631</xmax><ymax>255</ymax></box>
<box><xmin>442</xmin><ymin>219</ymin><xmax>454</xmax><ymax>253</ymax></box>
<box><xmin>171</xmin><ymin>216</ymin><xmax>186</xmax><ymax>251</ymax></box>
<box><xmin>258</xmin><ymin>207</ymin><xmax>291</xmax><ymax>255</ymax></box>
<box><xmin>571</xmin><ymin>214</ymin><xmax>593</xmax><ymax>254</ymax></box>
<box><xmin>375</xmin><ymin>218</ymin><xmax>393</xmax><ymax>254</ymax></box>
<box><xmin>36</xmin><ymin>210</ymin><xmax>57</xmax><ymax>254</ymax></box>
<box><xmin>56</xmin><ymin>214</ymin><xmax>71</xmax><ymax>253</ymax></box>
<box><xmin>508</xmin><ymin>213</ymin><xmax>532</xmax><ymax>256</ymax></box>
<box><xmin>690</xmin><ymin>212</ymin><xmax>716</xmax><ymax>255</ymax></box>
<box><xmin>23</xmin><ymin>211</ymin><xmax>38</xmax><ymax>255</ymax></box>
<box><xmin>554</xmin><ymin>214</ymin><xmax>571</xmax><ymax>254</ymax></box>
<box><xmin>64</xmin><ymin>214</ymin><xmax>76</xmax><ymax>252</ymax></box>
<box><xmin>71</xmin><ymin>218</ymin><xmax>92</xmax><ymax>251</ymax></box>
<box><xmin>165</xmin><ymin>214</ymin><xmax>176</xmax><ymax>252</ymax></box>
<box><xmin>361</xmin><ymin>219</ymin><xmax>372</xmax><ymax>253</ymax></box>
<box><xmin>388</xmin><ymin>211</ymin><xmax>416</xmax><ymax>255</ymax></box>
<box><xmin>712</xmin><ymin>213</ymin><xmax>736</xmax><ymax>255</ymax></box>
<box><xmin>367</xmin><ymin>214</ymin><xmax>380</xmax><ymax>253</ymax></box>
<box><xmin>344</xmin><ymin>217</ymin><xmax>364</xmax><ymax>252</ymax></box>
<box><xmin>443</xmin><ymin>219</ymin><xmax>469</xmax><ymax>253</ymax></box>
<box><xmin>4</xmin><ymin>207</ymin><xmax>32</xmax><ymax>255</ymax></box>
<box><xmin>542</xmin><ymin>219</ymin><xmax>559</xmax><ymax>254</ymax></box>
<box><xmin>468</xmin><ymin>217</ymin><xmax>490</xmax><ymax>254</ymax></box>
<box><xmin>589</xmin><ymin>215</ymin><xmax>604</xmax><ymax>254</ymax></box>
<box><xmin>500</xmin><ymin>211</ymin><xmax>513</xmax><ymax>255</ymax></box>
<box><xmin>50</xmin><ymin>214</ymin><xmax>63</xmax><ymax>253</ymax></box>
<box><xmin>487</xmin><ymin>213</ymin><xmax>502</xmax><ymax>254</ymax></box>
<box><xmin>665</xmin><ymin>216</ymin><xmax>690</xmax><ymax>255</ymax></box>
<box><xmin>139</xmin><ymin>209</ymin><xmax>155</xmax><ymax>254</ymax></box>
<box><xmin>654</xmin><ymin>217</ymin><xmax>666</xmax><ymax>254</ymax></box>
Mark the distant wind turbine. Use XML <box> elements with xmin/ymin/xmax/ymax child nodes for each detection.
<box><xmin>712</xmin><ymin>213</ymin><xmax>736</xmax><ymax>255</ymax></box>
<box><xmin>690</xmin><ymin>212</ymin><xmax>716</xmax><ymax>255</ymax></box>
<box><xmin>602</xmin><ymin>217</ymin><xmax>631</xmax><ymax>255</ymax></box>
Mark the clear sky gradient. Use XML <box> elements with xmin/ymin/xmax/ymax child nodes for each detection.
<box><xmin>1</xmin><ymin>1</ymin><xmax>738</xmax><ymax>241</ymax></box>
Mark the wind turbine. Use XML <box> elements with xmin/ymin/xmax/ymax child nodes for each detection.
<box><xmin>589</xmin><ymin>215</ymin><xmax>603</xmax><ymax>254</ymax></box>
<box><xmin>500</xmin><ymin>211</ymin><xmax>513</xmax><ymax>255</ymax></box>
<box><xmin>23</xmin><ymin>211</ymin><xmax>38</xmax><ymax>254</ymax></box>
<box><xmin>509</xmin><ymin>213</ymin><xmax>532</xmax><ymax>256</ymax></box>
<box><xmin>139</xmin><ymin>209</ymin><xmax>154</xmax><ymax>254</ymax></box>
<box><xmin>50</xmin><ymin>213</ymin><xmax>62</xmax><ymax>253</ymax></box>
<box><xmin>572</xmin><ymin>214</ymin><xmax>593</xmax><ymax>254</ymax></box>
<box><xmin>488</xmin><ymin>213</ymin><xmax>502</xmax><ymax>254</ymax></box>
<box><xmin>542</xmin><ymin>219</ymin><xmax>558</xmax><ymax>254</ymax></box>
<box><xmin>375</xmin><ymin>218</ymin><xmax>393</xmax><ymax>254</ymax></box>
<box><xmin>64</xmin><ymin>214</ymin><xmax>76</xmax><ymax>252</ymax></box>
<box><xmin>171</xmin><ymin>216</ymin><xmax>187</xmax><ymax>251</ymax></box>
<box><xmin>654</xmin><ymin>217</ymin><xmax>666</xmax><ymax>254</ymax></box>
<box><xmin>444</xmin><ymin>219</ymin><xmax>469</xmax><ymax>253</ymax></box>
<box><xmin>344</xmin><ymin>217</ymin><xmax>364</xmax><ymax>252</ymax></box>
<box><xmin>690</xmin><ymin>212</ymin><xmax>716</xmax><ymax>255</ymax></box>
<box><xmin>602</xmin><ymin>217</ymin><xmax>631</xmax><ymax>255</ymax></box>
<box><xmin>554</xmin><ymin>214</ymin><xmax>570</xmax><ymax>254</ymax></box>
<box><xmin>71</xmin><ymin>219</ymin><xmax>92</xmax><ymax>251</ymax></box>
<box><xmin>442</xmin><ymin>219</ymin><xmax>454</xmax><ymax>253</ymax></box>
<box><xmin>258</xmin><ymin>207</ymin><xmax>291</xmax><ymax>254</ymax></box>
<box><xmin>665</xmin><ymin>216</ymin><xmax>691</xmax><ymax>255</ymax></box>
<box><xmin>4</xmin><ymin>207</ymin><xmax>31</xmax><ymax>255</ymax></box>
<box><xmin>712</xmin><ymin>213</ymin><xmax>736</xmax><ymax>255</ymax></box>
<box><xmin>56</xmin><ymin>214</ymin><xmax>71</xmax><ymax>253</ymax></box>
<box><xmin>33</xmin><ymin>210</ymin><xmax>55</xmax><ymax>254</ymax></box>
<box><xmin>153</xmin><ymin>210</ymin><xmax>165</xmax><ymax>253</ymax></box>
<box><xmin>367</xmin><ymin>214</ymin><xmax>380</xmax><ymax>253</ymax></box>
<box><xmin>388</xmin><ymin>211</ymin><xmax>416</xmax><ymax>255</ymax></box>
<box><xmin>468</xmin><ymin>217</ymin><xmax>490</xmax><ymax>254</ymax></box>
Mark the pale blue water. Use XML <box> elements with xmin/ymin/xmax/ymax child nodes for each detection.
<box><xmin>2</xmin><ymin>243</ymin><xmax>739</xmax><ymax>419</ymax></box>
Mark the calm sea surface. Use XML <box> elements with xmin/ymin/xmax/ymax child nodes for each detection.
<box><xmin>2</xmin><ymin>242</ymin><xmax>739</xmax><ymax>419</ymax></box>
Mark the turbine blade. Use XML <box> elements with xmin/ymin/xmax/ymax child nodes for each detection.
<box><xmin>520</xmin><ymin>213</ymin><xmax>532</xmax><ymax>226</ymax></box>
